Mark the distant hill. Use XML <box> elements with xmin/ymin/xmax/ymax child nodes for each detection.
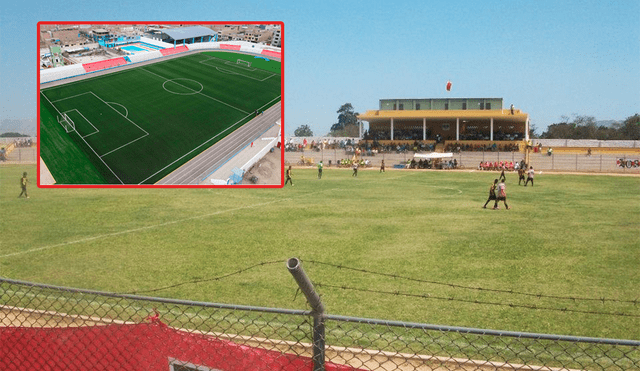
<box><xmin>0</xmin><ymin>118</ymin><xmax>36</xmax><ymax>137</ymax></box>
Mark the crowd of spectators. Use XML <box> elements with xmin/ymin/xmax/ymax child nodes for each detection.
<box><xmin>357</xmin><ymin>140</ymin><xmax>436</xmax><ymax>154</ymax></box>
<box><xmin>14</xmin><ymin>138</ymin><xmax>33</xmax><ymax>148</ymax></box>
<box><xmin>363</xmin><ymin>128</ymin><xmax>432</xmax><ymax>141</ymax></box>
<box><xmin>444</xmin><ymin>142</ymin><xmax>520</xmax><ymax>152</ymax></box>
<box><xmin>458</xmin><ymin>131</ymin><xmax>522</xmax><ymax>141</ymax></box>
<box><xmin>478</xmin><ymin>159</ymin><xmax>526</xmax><ymax>171</ymax></box>
<box><xmin>406</xmin><ymin>158</ymin><xmax>459</xmax><ymax>170</ymax></box>
<box><xmin>285</xmin><ymin>138</ymin><xmax>358</xmax><ymax>152</ymax></box>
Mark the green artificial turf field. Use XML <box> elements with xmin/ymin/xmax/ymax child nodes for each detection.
<box><xmin>39</xmin><ymin>52</ymin><xmax>281</xmax><ymax>184</ymax></box>
<box><xmin>1</xmin><ymin>164</ymin><xmax>639</xmax><ymax>340</ymax></box>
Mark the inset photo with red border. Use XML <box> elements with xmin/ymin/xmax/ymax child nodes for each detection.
<box><xmin>38</xmin><ymin>22</ymin><xmax>283</xmax><ymax>187</ymax></box>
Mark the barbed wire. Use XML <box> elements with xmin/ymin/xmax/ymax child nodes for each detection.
<box><xmin>314</xmin><ymin>282</ymin><xmax>640</xmax><ymax>318</ymax></box>
<box><xmin>126</xmin><ymin>260</ymin><xmax>283</xmax><ymax>295</ymax></box>
<box><xmin>305</xmin><ymin>260</ymin><xmax>639</xmax><ymax>305</ymax></box>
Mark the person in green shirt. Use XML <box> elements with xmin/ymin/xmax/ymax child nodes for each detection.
<box><xmin>19</xmin><ymin>172</ymin><xmax>29</xmax><ymax>198</ymax></box>
<box><xmin>317</xmin><ymin>161</ymin><xmax>323</xmax><ymax>179</ymax></box>
<box><xmin>285</xmin><ymin>166</ymin><xmax>293</xmax><ymax>186</ymax></box>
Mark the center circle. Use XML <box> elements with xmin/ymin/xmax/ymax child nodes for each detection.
<box><xmin>162</xmin><ymin>78</ymin><xmax>204</xmax><ymax>95</ymax></box>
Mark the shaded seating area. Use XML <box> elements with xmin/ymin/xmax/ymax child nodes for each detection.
<box><xmin>82</xmin><ymin>57</ymin><xmax>127</xmax><ymax>73</ymax></box>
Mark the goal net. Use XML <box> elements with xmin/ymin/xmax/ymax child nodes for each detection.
<box><xmin>57</xmin><ymin>113</ymin><xmax>75</xmax><ymax>133</ymax></box>
<box><xmin>236</xmin><ymin>59</ymin><xmax>251</xmax><ymax>68</ymax></box>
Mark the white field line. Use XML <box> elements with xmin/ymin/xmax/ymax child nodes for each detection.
<box><xmin>63</xmin><ymin>109</ymin><xmax>99</xmax><ymax>138</ymax></box>
<box><xmin>107</xmin><ymin>102</ymin><xmax>129</xmax><ymax>118</ymax></box>
<box><xmin>214</xmin><ymin>66</ymin><xmax>275</xmax><ymax>82</ymax></box>
<box><xmin>90</xmin><ymin>92</ymin><xmax>149</xmax><ymax>135</ymax></box>
<box><xmin>100</xmin><ymin>133</ymin><xmax>149</xmax><ymax>158</ymax></box>
<box><xmin>0</xmin><ymin>185</ymin><xmax>352</xmax><ymax>260</ymax></box>
<box><xmin>204</xmin><ymin>54</ymin><xmax>281</xmax><ymax>76</ymax></box>
<box><xmin>51</xmin><ymin>91</ymin><xmax>92</xmax><ymax>103</ymax></box>
<box><xmin>198</xmin><ymin>56</ymin><xmax>277</xmax><ymax>82</ymax></box>
<box><xmin>41</xmin><ymin>92</ymin><xmax>125</xmax><ymax>184</ymax></box>
<box><xmin>0</xmin><ymin>198</ymin><xmax>285</xmax><ymax>259</ymax></box>
<box><xmin>137</xmin><ymin>113</ymin><xmax>254</xmax><ymax>184</ymax></box>
<box><xmin>140</xmin><ymin>68</ymin><xmax>250</xmax><ymax>114</ymax></box>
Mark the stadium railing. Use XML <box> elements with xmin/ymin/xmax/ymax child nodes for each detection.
<box><xmin>1</xmin><ymin>270</ymin><xmax>638</xmax><ymax>370</ymax></box>
<box><xmin>40</xmin><ymin>41</ymin><xmax>281</xmax><ymax>87</ymax></box>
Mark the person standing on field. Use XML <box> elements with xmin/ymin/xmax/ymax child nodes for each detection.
<box><xmin>18</xmin><ymin>172</ymin><xmax>29</xmax><ymax>198</ymax></box>
<box><xmin>380</xmin><ymin>159</ymin><xmax>385</xmax><ymax>173</ymax></box>
<box><xmin>525</xmin><ymin>166</ymin><xmax>534</xmax><ymax>186</ymax></box>
<box><xmin>518</xmin><ymin>167</ymin><xmax>526</xmax><ymax>185</ymax></box>
<box><xmin>483</xmin><ymin>179</ymin><xmax>498</xmax><ymax>209</ymax></box>
<box><xmin>285</xmin><ymin>166</ymin><xmax>293</xmax><ymax>186</ymax></box>
<box><xmin>317</xmin><ymin>161</ymin><xmax>323</xmax><ymax>179</ymax></box>
<box><xmin>493</xmin><ymin>180</ymin><xmax>510</xmax><ymax>210</ymax></box>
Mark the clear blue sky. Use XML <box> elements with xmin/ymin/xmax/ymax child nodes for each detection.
<box><xmin>0</xmin><ymin>0</ymin><xmax>638</xmax><ymax>136</ymax></box>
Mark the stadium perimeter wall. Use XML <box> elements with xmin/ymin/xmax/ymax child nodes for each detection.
<box><xmin>533</xmin><ymin>139</ymin><xmax>639</xmax><ymax>148</ymax></box>
<box><xmin>40</xmin><ymin>41</ymin><xmax>281</xmax><ymax>86</ymax></box>
<box><xmin>285</xmin><ymin>150</ymin><xmax>640</xmax><ymax>174</ymax></box>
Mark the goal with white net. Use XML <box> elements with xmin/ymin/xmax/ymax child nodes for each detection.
<box><xmin>57</xmin><ymin>113</ymin><xmax>75</xmax><ymax>133</ymax></box>
<box><xmin>236</xmin><ymin>59</ymin><xmax>251</xmax><ymax>68</ymax></box>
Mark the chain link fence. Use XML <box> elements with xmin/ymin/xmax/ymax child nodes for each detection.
<box><xmin>285</xmin><ymin>150</ymin><xmax>640</xmax><ymax>174</ymax></box>
<box><xmin>1</xmin><ymin>275</ymin><xmax>639</xmax><ymax>370</ymax></box>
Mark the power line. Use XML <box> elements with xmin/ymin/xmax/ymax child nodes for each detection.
<box><xmin>314</xmin><ymin>283</ymin><xmax>640</xmax><ymax>318</ymax></box>
<box><xmin>305</xmin><ymin>260</ymin><xmax>639</xmax><ymax>305</ymax></box>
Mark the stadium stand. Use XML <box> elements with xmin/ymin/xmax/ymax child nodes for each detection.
<box><xmin>40</xmin><ymin>64</ymin><xmax>87</xmax><ymax>84</ymax></box>
<box><xmin>82</xmin><ymin>57</ymin><xmax>128</xmax><ymax>73</ymax></box>
<box><xmin>220</xmin><ymin>44</ymin><xmax>242</xmax><ymax>51</ymax></box>
<box><xmin>40</xmin><ymin>41</ymin><xmax>281</xmax><ymax>85</ymax></box>
<box><xmin>160</xmin><ymin>45</ymin><xmax>189</xmax><ymax>56</ymax></box>
<box><xmin>127</xmin><ymin>50</ymin><xmax>163</xmax><ymax>64</ymax></box>
<box><xmin>261</xmin><ymin>49</ymin><xmax>281</xmax><ymax>59</ymax></box>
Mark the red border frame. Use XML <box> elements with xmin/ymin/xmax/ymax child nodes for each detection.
<box><xmin>37</xmin><ymin>21</ymin><xmax>284</xmax><ymax>189</ymax></box>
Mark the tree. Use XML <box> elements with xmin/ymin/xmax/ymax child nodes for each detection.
<box><xmin>329</xmin><ymin>103</ymin><xmax>361</xmax><ymax>136</ymax></box>
<box><xmin>619</xmin><ymin>114</ymin><xmax>640</xmax><ymax>140</ymax></box>
<box><xmin>293</xmin><ymin>124</ymin><xmax>313</xmax><ymax>137</ymax></box>
<box><xmin>541</xmin><ymin>114</ymin><xmax>639</xmax><ymax>140</ymax></box>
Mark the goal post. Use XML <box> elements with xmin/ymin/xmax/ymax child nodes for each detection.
<box><xmin>236</xmin><ymin>59</ymin><xmax>251</xmax><ymax>68</ymax></box>
<box><xmin>57</xmin><ymin>112</ymin><xmax>75</xmax><ymax>133</ymax></box>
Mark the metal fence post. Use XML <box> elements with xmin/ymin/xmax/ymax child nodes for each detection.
<box><xmin>287</xmin><ymin>258</ymin><xmax>325</xmax><ymax>371</ymax></box>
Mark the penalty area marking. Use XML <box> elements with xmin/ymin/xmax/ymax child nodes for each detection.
<box><xmin>214</xmin><ymin>66</ymin><xmax>275</xmax><ymax>82</ymax></box>
<box><xmin>107</xmin><ymin>102</ymin><xmax>129</xmax><ymax>118</ymax></box>
<box><xmin>63</xmin><ymin>109</ymin><xmax>99</xmax><ymax>138</ymax></box>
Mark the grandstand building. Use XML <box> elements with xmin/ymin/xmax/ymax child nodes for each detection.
<box><xmin>145</xmin><ymin>26</ymin><xmax>217</xmax><ymax>47</ymax></box>
<box><xmin>358</xmin><ymin>98</ymin><xmax>529</xmax><ymax>142</ymax></box>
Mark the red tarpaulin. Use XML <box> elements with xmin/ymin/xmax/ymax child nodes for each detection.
<box><xmin>0</xmin><ymin>322</ymin><xmax>363</xmax><ymax>371</ymax></box>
